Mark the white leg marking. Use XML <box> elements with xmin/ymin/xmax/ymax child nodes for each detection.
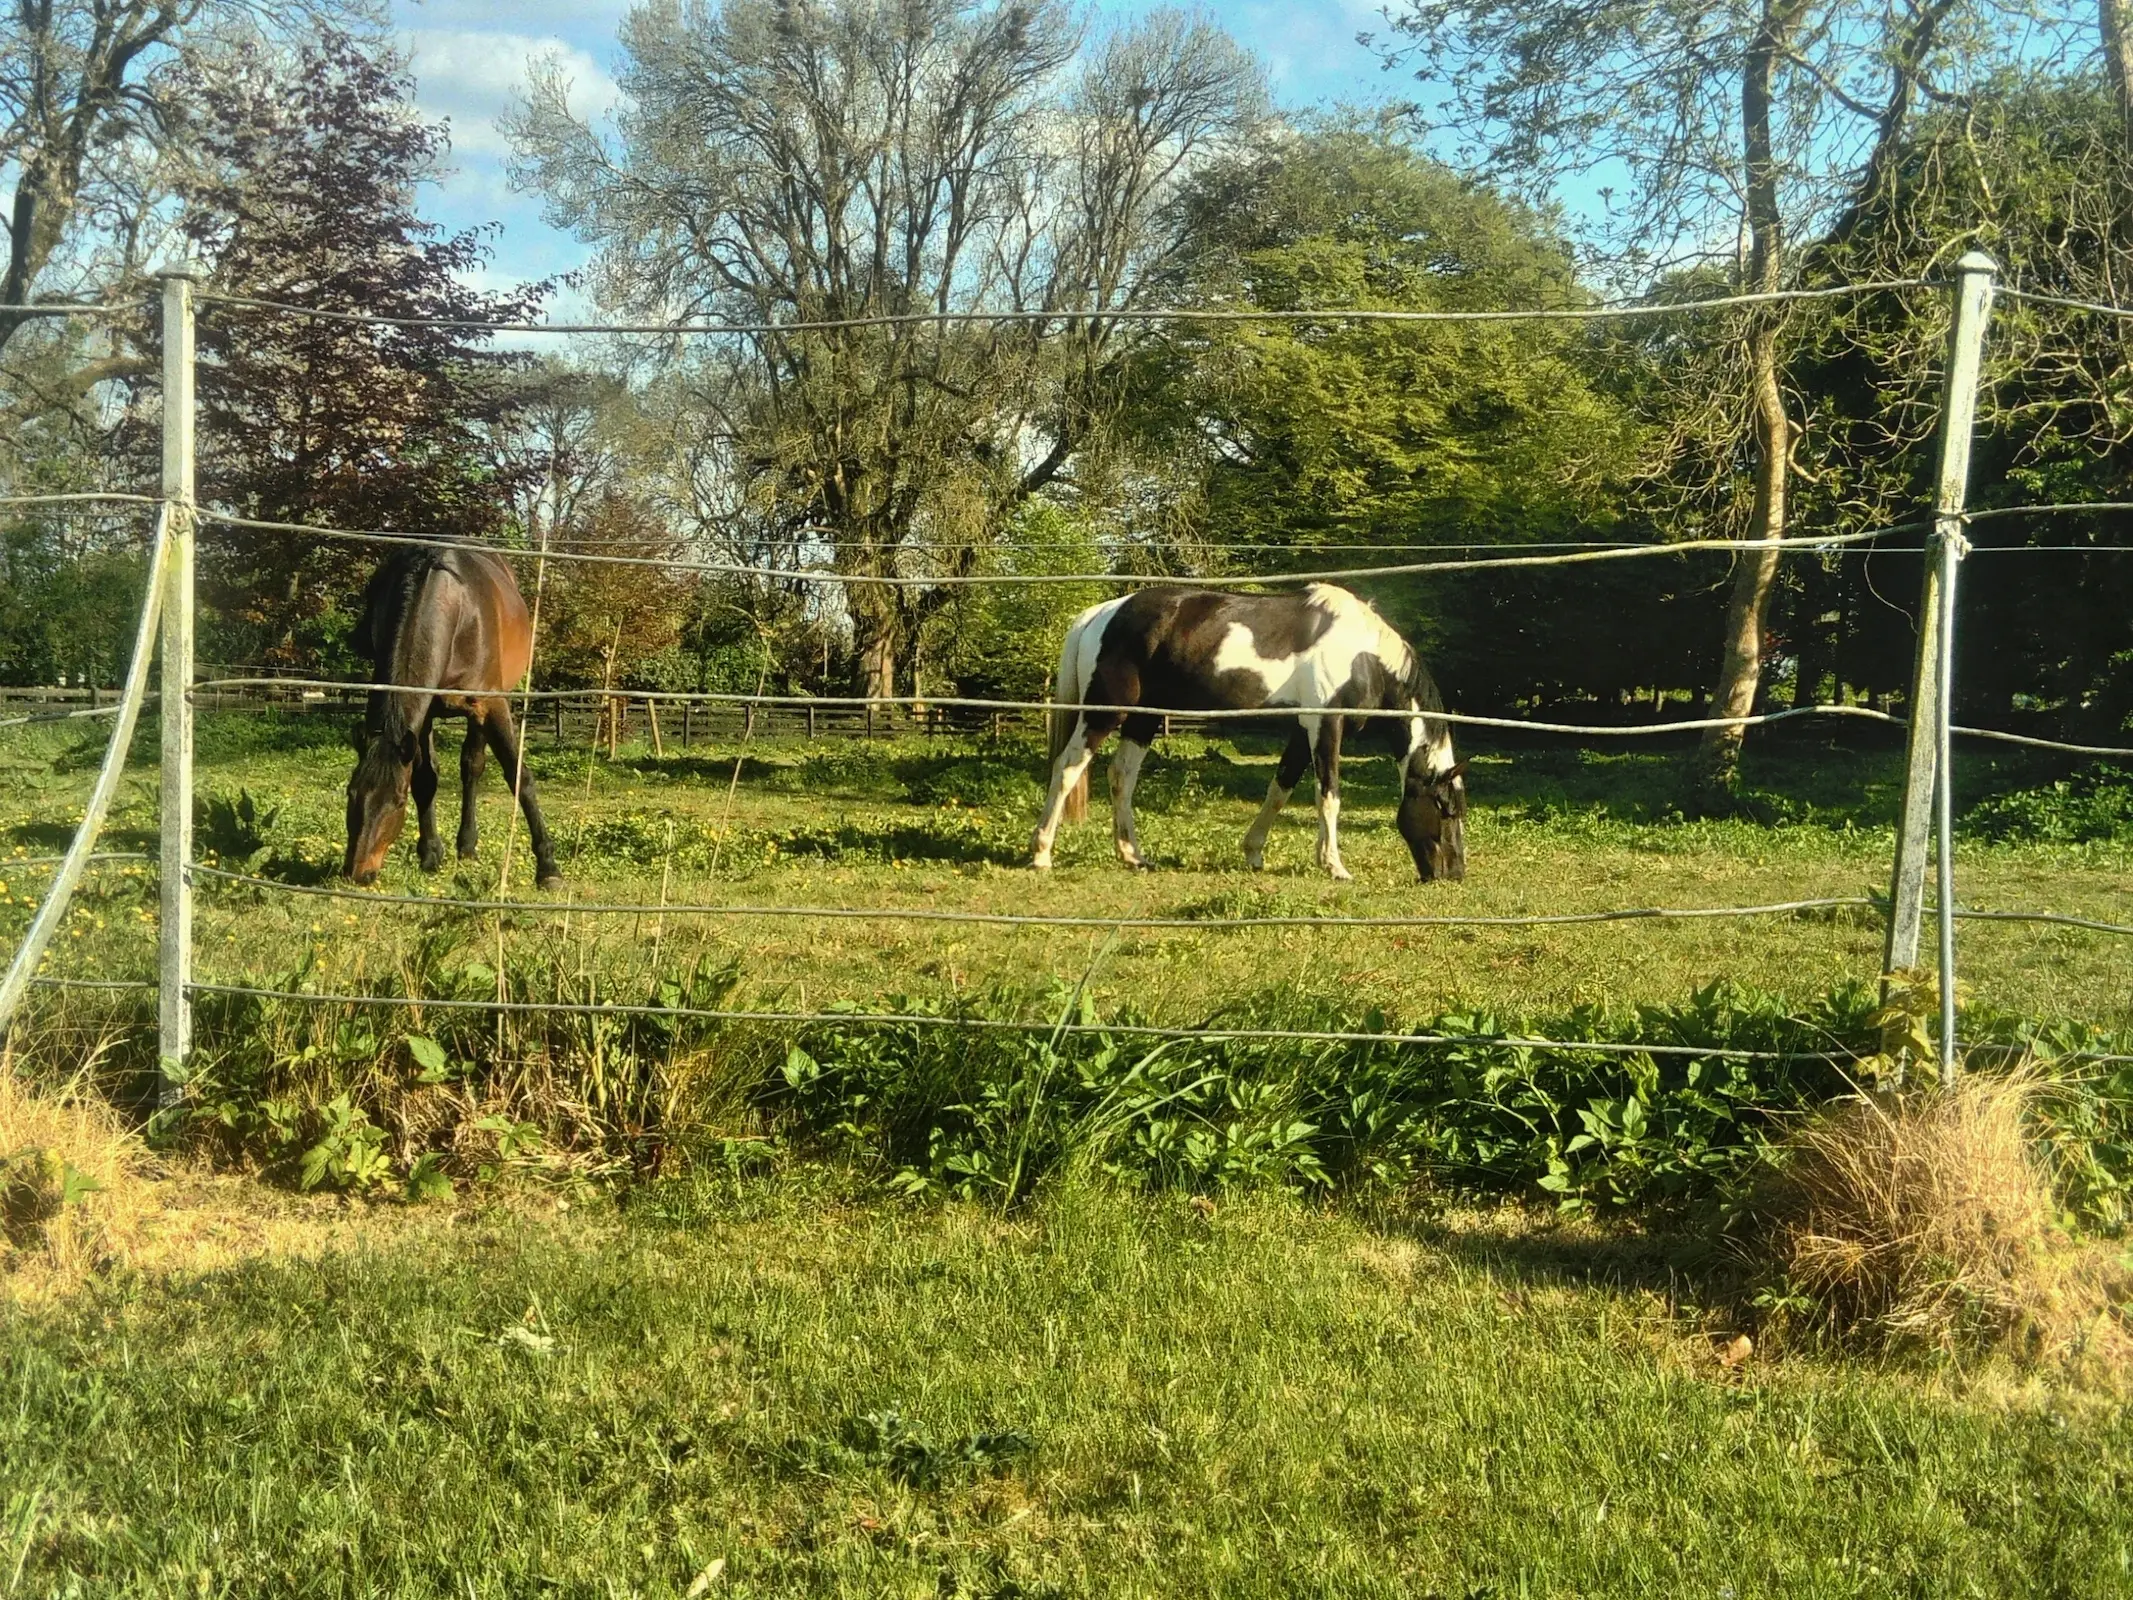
<box><xmin>1317</xmin><ymin>791</ymin><xmax>1351</xmax><ymax>881</ymax></box>
<box><xmin>1110</xmin><ymin>740</ymin><xmax>1150</xmax><ymax>868</ymax></box>
<box><xmin>1030</xmin><ymin>729</ymin><xmax>1093</xmax><ymax>869</ymax></box>
<box><xmin>1242</xmin><ymin>778</ymin><xmax>1292</xmax><ymax>871</ymax></box>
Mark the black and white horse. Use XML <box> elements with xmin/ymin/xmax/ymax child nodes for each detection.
<box><xmin>1030</xmin><ymin>583</ymin><xmax>1468</xmax><ymax>881</ymax></box>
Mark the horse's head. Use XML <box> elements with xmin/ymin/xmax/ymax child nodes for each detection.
<box><xmin>342</xmin><ymin>720</ymin><xmax>416</xmax><ymax>884</ymax></box>
<box><xmin>1397</xmin><ymin>756</ymin><xmax>1467</xmax><ymax>883</ymax></box>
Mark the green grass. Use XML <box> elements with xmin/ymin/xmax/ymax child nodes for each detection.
<box><xmin>5</xmin><ymin>711</ymin><xmax>2131</xmax><ymax>1036</ymax></box>
<box><xmin>4</xmin><ymin>1177</ymin><xmax>2131</xmax><ymax>1597</ymax></box>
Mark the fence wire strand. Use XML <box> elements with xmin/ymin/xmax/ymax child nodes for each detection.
<box><xmin>183</xmin><ymin>866</ymin><xmax>1877</xmax><ymax>931</ymax></box>
<box><xmin>198</xmin><ymin>509</ymin><xmax>1916</xmax><ymax>586</ymax></box>
<box><xmin>181</xmin><ymin>979</ymin><xmax>1861</xmax><ymax>1061</ymax></box>
<box><xmin>181</xmin><ymin>865</ymin><xmax>2133</xmax><ymax>937</ymax></box>
<box><xmin>184</xmin><ymin>678</ymin><xmax>2133</xmax><ymax>758</ymax></box>
<box><xmin>196</xmin><ymin>279</ymin><xmax>1932</xmax><ymax>336</ymax></box>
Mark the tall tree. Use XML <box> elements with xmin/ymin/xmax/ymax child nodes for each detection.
<box><xmin>509</xmin><ymin>0</ymin><xmax>1264</xmax><ymax>700</ymax></box>
<box><xmin>1379</xmin><ymin>0</ymin><xmax>2026</xmax><ymax>793</ymax></box>
<box><xmin>175</xmin><ymin>30</ymin><xmax>541</xmax><ymax>664</ymax></box>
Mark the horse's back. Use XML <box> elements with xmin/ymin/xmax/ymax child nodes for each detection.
<box><xmin>365</xmin><ymin>547</ymin><xmax>531</xmax><ymax>696</ymax></box>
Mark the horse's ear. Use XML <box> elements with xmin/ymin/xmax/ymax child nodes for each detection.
<box><xmin>347</xmin><ymin>721</ymin><xmax>367</xmax><ymax>755</ymax></box>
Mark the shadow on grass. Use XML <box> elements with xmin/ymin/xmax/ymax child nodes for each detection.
<box><xmin>1380</xmin><ymin>1204</ymin><xmax>1719</xmax><ymax>1302</ymax></box>
<box><xmin>7</xmin><ymin>821</ymin><xmax>159</xmax><ymax>854</ymax></box>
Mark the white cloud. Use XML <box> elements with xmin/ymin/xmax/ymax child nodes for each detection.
<box><xmin>403</xmin><ymin>28</ymin><xmax>623</xmax><ymax>158</ymax></box>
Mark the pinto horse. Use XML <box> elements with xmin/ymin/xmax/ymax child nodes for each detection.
<box><xmin>1030</xmin><ymin>584</ymin><xmax>1467</xmax><ymax>881</ymax></box>
<box><xmin>342</xmin><ymin>549</ymin><xmax>563</xmax><ymax>889</ymax></box>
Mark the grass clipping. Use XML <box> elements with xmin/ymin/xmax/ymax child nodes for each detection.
<box><xmin>1755</xmin><ymin>1071</ymin><xmax>2128</xmax><ymax>1361</ymax></box>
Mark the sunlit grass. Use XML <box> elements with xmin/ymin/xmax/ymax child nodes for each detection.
<box><xmin>3</xmin><ymin>710</ymin><xmax>2127</xmax><ymax>1031</ymax></box>
<box><xmin>4</xmin><ymin>1176</ymin><xmax>2131</xmax><ymax>1596</ymax></box>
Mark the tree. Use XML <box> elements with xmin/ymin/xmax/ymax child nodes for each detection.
<box><xmin>509</xmin><ymin>0</ymin><xmax>1264</xmax><ymax>701</ymax></box>
<box><xmin>1135</xmin><ymin>125</ymin><xmax>1636</xmax><ymax>556</ymax></box>
<box><xmin>1379</xmin><ymin>0</ymin><xmax>2032</xmax><ymax>792</ymax></box>
<box><xmin>174</xmin><ymin>29</ymin><xmax>542</xmax><ymax>665</ymax></box>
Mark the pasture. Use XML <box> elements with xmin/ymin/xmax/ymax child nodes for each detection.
<box><xmin>6</xmin><ymin>710</ymin><xmax>2133</xmax><ymax>1595</ymax></box>
<box><xmin>5</xmin><ymin>708</ymin><xmax>2129</xmax><ymax>1034</ymax></box>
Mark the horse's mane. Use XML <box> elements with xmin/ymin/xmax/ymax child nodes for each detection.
<box><xmin>1391</xmin><ymin>635</ymin><xmax>1454</xmax><ymax>759</ymax></box>
<box><xmin>353</xmin><ymin>550</ymin><xmax>451</xmax><ymax>677</ymax></box>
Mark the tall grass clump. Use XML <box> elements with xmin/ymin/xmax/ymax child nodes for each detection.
<box><xmin>1748</xmin><ymin>1072</ymin><xmax>2131</xmax><ymax>1358</ymax></box>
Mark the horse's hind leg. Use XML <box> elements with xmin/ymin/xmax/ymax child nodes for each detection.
<box><xmin>1310</xmin><ymin>715</ymin><xmax>1351</xmax><ymax>881</ymax></box>
<box><xmin>1109</xmin><ymin>713</ymin><xmax>1162</xmax><ymax>869</ymax></box>
<box><xmin>1031</xmin><ymin>712</ymin><xmax>1115</xmax><ymax>870</ymax></box>
<box><xmin>413</xmin><ymin>721</ymin><xmax>445</xmax><ymax>873</ymax></box>
<box><xmin>1243</xmin><ymin>724</ymin><xmax>1312</xmax><ymax>871</ymax></box>
<box><xmin>483</xmin><ymin>702</ymin><xmax>564</xmax><ymax>889</ymax></box>
<box><xmin>457</xmin><ymin>722</ymin><xmax>488</xmax><ymax>862</ymax></box>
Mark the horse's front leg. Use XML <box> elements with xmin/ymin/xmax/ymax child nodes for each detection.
<box><xmin>1243</xmin><ymin>724</ymin><xmax>1313</xmax><ymax>871</ymax></box>
<box><xmin>457</xmin><ymin>720</ymin><xmax>488</xmax><ymax>862</ymax></box>
<box><xmin>413</xmin><ymin>720</ymin><xmax>445</xmax><ymax>873</ymax></box>
<box><xmin>1311</xmin><ymin>716</ymin><xmax>1351</xmax><ymax>882</ymax></box>
<box><xmin>1031</xmin><ymin>713</ymin><xmax>1110</xmax><ymax>870</ymax></box>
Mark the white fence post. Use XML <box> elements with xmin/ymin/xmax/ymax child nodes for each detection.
<box><xmin>158</xmin><ymin>267</ymin><xmax>200</xmax><ymax>1102</ymax></box>
<box><xmin>1883</xmin><ymin>249</ymin><xmax>1994</xmax><ymax>1085</ymax></box>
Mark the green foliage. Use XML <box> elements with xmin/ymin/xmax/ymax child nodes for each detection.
<box><xmin>0</xmin><ymin>1146</ymin><xmax>99</xmax><ymax>1246</ymax></box>
<box><xmin>0</xmin><ymin>530</ymin><xmax>146</xmax><ymax>690</ymax></box>
<box><xmin>1147</xmin><ymin>123</ymin><xmax>1638</xmax><ymax>556</ymax></box>
<box><xmin>925</xmin><ymin>500</ymin><xmax>1110</xmax><ymax>702</ymax></box>
<box><xmin>781</xmin><ymin>1409</ymin><xmax>1035</xmax><ymax>1490</ymax></box>
<box><xmin>1966</xmin><ymin>765</ymin><xmax>2133</xmax><ymax>844</ymax></box>
<box><xmin>193</xmin><ymin>788</ymin><xmax>282</xmax><ymax>862</ymax></box>
<box><xmin>774</xmin><ymin>980</ymin><xmax>1878</xmax><ymax>1217</ymax></box>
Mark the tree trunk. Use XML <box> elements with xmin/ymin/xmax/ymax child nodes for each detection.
<box><xmin>2104</xmin><ymin>0</ymin><xmax>2133</xmax><ymax>152</ymax></box>
<box><xmin>1698</xmin><ymin>0</ymin><xmax>1795</xmax><ymax>799</ymax></box>
<box><xmin>855</xmin><ymin>602</ymin><xmax>898</xmax><ymax>715</ymax></box>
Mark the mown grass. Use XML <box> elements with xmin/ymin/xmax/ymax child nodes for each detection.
<box><xmin>5</xmin><ymin>1176</ymin><xmax>2133</xmax><ymax>1597</ymax></box>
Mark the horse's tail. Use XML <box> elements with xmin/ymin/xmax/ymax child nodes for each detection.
<box><xmin>1049</xmin><ymin>619</ymin><xmax>1088</xmax><ymax>823</ymax></box>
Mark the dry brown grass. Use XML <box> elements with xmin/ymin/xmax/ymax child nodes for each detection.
<box><xmin>1754</xmin><ymin>1070</ymin><xmax>2131</xmax><ymax>1364</ymax></box>
<box><xmin>0</xmin><ymin>1048</ymin><xmax>160</xmax><ymax>1305</ymax></box>
<box><xmin>1</xmin><ymin>1050</ymin><xmax>447</xmax><ymax>1310</ymax></box>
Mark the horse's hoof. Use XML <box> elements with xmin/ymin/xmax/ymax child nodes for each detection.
<box><xmin>1243</xmin><ymin>852</ymin><xmax>1265</xmax><ymax>872</ymax></box>
<box><xmin>457</xmin><ymin>847</ymin><xmax>480</xmax><ymax>864</ymax></box>
<box><xmin>418</xmin><ymin>852</ymin><xmax>444</xmax><ymax>874</ymax></box>
<box><xmin>1327</xmin><ymin>865</ymin><xmax>1353</xmax><ymax>883</ymax></box>
<box><xmin>1031</xmin><ymin>854</ymin><xmax>1053</xmax><ymax>871</ymax></box>
<box><xmin>536</xmin><ymin>871</ymin><xmax>565</xmax><ymax>891</ymax></box>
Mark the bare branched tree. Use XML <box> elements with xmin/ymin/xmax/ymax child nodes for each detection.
<box><xmin>1377</xmin><ymin>0</ymin><xmax>2049</xmax><ymax>793</ymax></box>
<box><xmin>508</xmin><ymin>0</ymin><xmax>1264</xmax><ymax>698</ymax></box>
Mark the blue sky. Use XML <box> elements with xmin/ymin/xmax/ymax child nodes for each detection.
<box><xmin>391</xmin><ymin>0</ymin><xmax>1411</xmax><ymax>307</ymax></box>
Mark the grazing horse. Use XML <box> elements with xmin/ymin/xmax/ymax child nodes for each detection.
<box><xmin>342</xmin><ymin>548</ymin><xmax>563</xmax><ymax>889</ymax></box>
<box><xmin>1030</xmin><ymin>584</ymin><xmax>1467</xmax><ymax>881</ymax></box>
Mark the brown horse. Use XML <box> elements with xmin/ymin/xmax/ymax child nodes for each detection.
<box><xmin>342</xmin><ymin>548</ymin><xmax>563</xmax><ymax>888</ymax></box>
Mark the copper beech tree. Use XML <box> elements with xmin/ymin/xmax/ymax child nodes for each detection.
<box><xmin>175</xmin><ymin>31</ymin><xmax>543</xmax><ymax>664</ymax></box>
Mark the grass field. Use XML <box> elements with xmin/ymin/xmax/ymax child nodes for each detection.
<box><xmin>5</xmin><ymin>713</ymin><xmax>2133</xmax><ymax>1595</ymax></box>
<box><xmin>6</xmin><ymin>1175</ymin><xmax>2133</xmax><ymax>1598</ymax></box>
<box><xmin>4</xmin><ymin>709</ymin><xmax>2131</xmax><ymax>1036</ymax></box>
